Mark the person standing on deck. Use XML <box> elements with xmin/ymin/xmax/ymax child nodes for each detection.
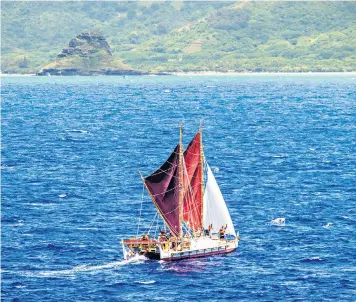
<box><xmin>219</xmin><ymin>225</ymin><xmax>227</xmax><ymax>239</ymax></box>
<box><xmin>208</xmin><ymin>224</ymin><xmax>213</xmax><ymax>237</ymax></box>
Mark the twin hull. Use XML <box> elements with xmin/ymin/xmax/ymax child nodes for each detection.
<box><xmin>122</xmin><ymin>236</ymin><xmax>238</xmax><ymax>261</ymax></box>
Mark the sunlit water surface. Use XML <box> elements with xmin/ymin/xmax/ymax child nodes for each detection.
<box><xmin>2</xmin><ymin>75</ymin><xmax>356</xmax><ymax>301</ymax></box>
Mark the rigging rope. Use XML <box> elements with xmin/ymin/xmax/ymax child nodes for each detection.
<box><xmin>136</xmin><ymin>184</ymin><xmax>145</xmax><ymax>238</ymax></box>
<box><xmin>153</xmin><ymin>215</ymin><xmax>159</xmax><ymax>238</ymax></box>
<box><xmin>144</xmin><ymin>212</ymin><xmax>158</xmax><ymax>235</ymax></box>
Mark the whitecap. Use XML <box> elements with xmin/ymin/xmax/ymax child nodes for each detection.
<box><xmin>272</xmin><ymin>155</ymin><xmax>288</xmax><ymax>158</ymax></box>
<box><xmin>281</xmin><ymin>281</ymin><xmax>299</xmax><ymax>286</ymax></box>
<box><xmin>25</xmin><ymin>203</ymin><xmax>57</xmax><ymax>207</ymax></box>
<box><xmin>303</xmin><ymin>256</ymin><xmax>324</xmax><ymax>262</ymax></box>
<box><xmin>76</xmin><ymin>227</ymin><xmax>98</xmax><ymax>231</ymax></box>
<box><xmin>13</xmin><ymin>220</ymin><xmax>25</xmax><ymax>227</ymax></box>
<box><xmin>134</xmin><ymin>280</ymin><xmax>156</xmax><ymax>284</ymax></box>
<box><xmin>15</xmin><ymin>285</ymin><xmax>26</xmax><ymax>289</ymax></box>
<box><xmin>58</xmin><ymin>194</ymin><xmax>67</xmax><ymax>198</ymax></box>
<box><xmin>323</xmin><ymin>222</ymin><xmax>333</xmax><ymax>228</ymax></box>
<box><xmin>68</xmin><ymin>129</ymin><xmax>89</xmax><ymax>134</ymax></box>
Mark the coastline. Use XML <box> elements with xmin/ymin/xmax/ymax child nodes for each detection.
<box><xmin>1</xmin><ymin>73</ymin><xmax>36</xmax><ymax>77</ymax></box>
<box><xmin>1</xmin><ymin>71</ymin><xmax>355</xmax><ymax>77</ymax></box>
<box><xmin>172</xmin><ymin>71</ymin><xmax>356</xmax><ymax>76</ymax></box>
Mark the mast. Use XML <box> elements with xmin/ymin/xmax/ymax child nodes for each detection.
<box><xmin>200</xmin><ymin>120</ymin><xmax>205</xmax><ymax>228</ymax></box>
<box><xmin>179</xmin><ymin>123</ymin><xmax>184</xmax><ymax>237</ymax></box>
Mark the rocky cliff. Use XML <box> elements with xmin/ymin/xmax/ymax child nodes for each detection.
<box><xmin>37</xmin><ymin>31</ymin><xmax>143</xmax><ymax>76</ymax></box>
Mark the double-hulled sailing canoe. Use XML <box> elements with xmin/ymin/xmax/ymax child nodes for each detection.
<box><xmin>121</xmin><ymin>123</ymin><xmax>239</xmax><ymax>261</ymax></box>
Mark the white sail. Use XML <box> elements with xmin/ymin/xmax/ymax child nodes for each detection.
<box><xmin>203</xmin><ymin>163</ymin><xmax>236</xmax><ymax>236</ymax></box>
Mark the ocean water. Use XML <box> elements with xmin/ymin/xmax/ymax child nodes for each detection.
<box><xmin>1</xmin><ymin>74</ymin><xmax>356</xmax><ymax>301</ymax></box>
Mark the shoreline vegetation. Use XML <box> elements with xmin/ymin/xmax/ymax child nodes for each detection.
<box><xmin>2</xmin><ymin>2</ymin><xmax>355</xmax><ymax>75</ymax></box>
<box><xmin>173</xmin><ymin>71</ymin><xmax>356</xmax><ymax>76</ymax></box>
<box><xmin>2</xmin><ymin>71</ymin><xmax>356</xmax><ymax>77</ymax></box>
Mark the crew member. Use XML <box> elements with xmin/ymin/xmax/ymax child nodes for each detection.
<box><xmin>219</xmin><ymin>226</ymin><xmax>225</xmax><ymax>239</ymax></box>
<box><xmin>159</xmin><ymin>230</ymin><xmax>166</xmax><ymax>242</ymax></box>
<box><xmin>208</xmin><ymin>224</ymin><xmax>213</xmax><ymax>237</ymax></box>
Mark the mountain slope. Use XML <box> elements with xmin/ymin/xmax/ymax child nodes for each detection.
<box><xmin>1</xmin><ymin>1</ymin><xmax>355</xmax><ymax>73</ymax></box>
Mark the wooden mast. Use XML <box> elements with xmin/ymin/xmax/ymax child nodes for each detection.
<box><xmin>179</xmin><ymin>123</ymin><xmax>184</xmax><ymax>237</ymax></box>
<box><xmin>200</xmin><ymin>120</ymin><xmax>205</xmax><ymax>228</ymax></box>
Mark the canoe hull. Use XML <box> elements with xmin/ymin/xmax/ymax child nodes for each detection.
<box><xmin>122</xmin><ymin>236</ymin><xmax>239</xmax><ymax>261</ymax></box>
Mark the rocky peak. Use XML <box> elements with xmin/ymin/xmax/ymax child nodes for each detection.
<box><xmin>38</xmin><ymin>30</ymin><xmax>143</xmax><ymax>76</ymax></box>
<box><xmin>58</xmin><ymin>30</ymin><xmax>112</xmax><ymax>58</ymax></box>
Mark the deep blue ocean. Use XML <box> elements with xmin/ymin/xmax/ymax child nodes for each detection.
<box><xmin>1</xmin><ymin>74</ymin><xmax>356</xmax><ymax>301</ymax></box>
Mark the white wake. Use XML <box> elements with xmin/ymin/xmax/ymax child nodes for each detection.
<box><xmin>25</xmin><ymin>254</ymin><xmax>147</xmax><ymax>278</ymax></box>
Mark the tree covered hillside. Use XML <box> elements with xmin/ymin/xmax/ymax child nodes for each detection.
<box><xmin>1</xmin><ymin>1</ymin><xmax>355</xmax><ymax>74</ymax></box>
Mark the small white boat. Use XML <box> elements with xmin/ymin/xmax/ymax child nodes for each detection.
<box><xmin>121</xmin><ymin>122</ymin><xmax>239</xmax><ymax>261</ymax></box>
<box><xmin>270</xmin><ymin>217</ymin><xmax>286</xmax><ymax>226</ymax></box>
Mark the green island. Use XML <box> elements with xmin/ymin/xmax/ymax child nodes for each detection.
<box><xmin>1</xmin><ymin>1</ymin><xmax>355</xmax><ymax>75</ymax></box>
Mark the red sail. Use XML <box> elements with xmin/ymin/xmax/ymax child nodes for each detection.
<box><xmin>144</xmin><ymin>145</ymin><xmax>181</xmax><ymax>237</ymax></box>
<box><xmin>183</xmin><ymin>133</ymin><xmax>202</xmax><ymax>231</ymax></box>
